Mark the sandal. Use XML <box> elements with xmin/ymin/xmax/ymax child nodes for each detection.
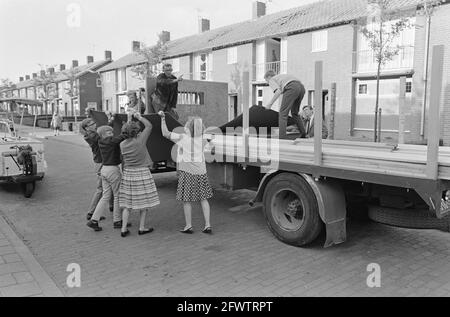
<box><xmin>202</xmin><ymin>227</ymin><xmax>212</xmax><ymax>234</ymax></box>
<box><xmin>138</xmin><ymin>228</ymin><xmax>154</xmax><ymax>235</ymax></box>
<box><xmin>180</xmin><ymin>227</ymin><xmax>194</xmax><ymax>234</ymax></box>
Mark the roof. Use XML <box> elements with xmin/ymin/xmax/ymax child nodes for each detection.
<box><xmin>0</xmin><ymin>98</ymin><xmax>43</xmax><ymax>106</ymax></box>
<box><xmin>98</xmin><ymin>0</ymin><xmax>422</xmax><ymax>73</ymax></box>
<box><xmin>98</xmin><ymin>52</ymin><xmax>146</xmax><ymax>73</ymax></box>
<box><xmin>54</xmin><ymin>59</ymin><xmax>112</xmax><ymax>82</ymax></box>
<box><xmin>5</xmin><ymin>59</ymin><xmax>112</xmax><ymax>91</ymax></box>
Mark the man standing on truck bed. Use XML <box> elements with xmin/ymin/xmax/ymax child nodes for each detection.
<box><xmin>155</xmin><ymin>63</ymin><xmax>183</xmax><ymax>120</ymax></box>
<box><xmin>264</xmin><ymin>70</ymin><xmax>306</xmax><ymax>139</ymax></box>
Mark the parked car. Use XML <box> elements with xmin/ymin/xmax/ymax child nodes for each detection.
<box><xmin>0</xmin><ymin>119</ymin><xmax>47</xmax><ymax>197</ymax></box>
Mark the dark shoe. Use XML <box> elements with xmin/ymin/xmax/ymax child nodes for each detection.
<box><xmin>99</xmin><ymin>216</ymin><xmax>106</xmax><ymax>221</ymax></box>
<box><xmin>114</xmin><ymin>221</ymin><xmax>132</xmax><ymax>229</ymax></box>
<box><xmin>109</xmin><ymin>206</ymin><xmax>114</xmax><ymax>212</ymax></box>
<box><xmin>87</xmin><ymin>220</ymin><xmax>102</xmax><ymax>232</ymax></box>
<box><xmin>202</xmin><ymin>227</ymin><xmax>212</xmax><ymax>234</ymax></box>
<box><xmin>121</xmin><ymin>230</ymin><xmax>130</xmax><ymax>238</ymax></box>
<box><xmin>180</xmin><ymin>227</ymin><xmax>194</xmax><ymax>234</ymax></box>
<box><xmin>86</xmin><ymin>213</ymin><xmax>92</xmax><ymax>221</ymax></box>
<box><xmin>138</xmin><ymin>228</ymin><xmax>154</xmax><ymax>235</ymax></box>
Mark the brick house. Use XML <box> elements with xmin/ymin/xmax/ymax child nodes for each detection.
<box><xmin>1</xmin><ymin>52</ymin><xmax>112</xmax><ymax>117</ymax></box>
<box><xmin>163</xmin><ymin>0</ymin><xmax>450</xmax><ymax>145</ymax></box>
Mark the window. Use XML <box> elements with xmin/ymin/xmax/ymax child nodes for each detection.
<box><xmin>308</xmin><ymin>90</ymin><xmax>315</xmax><ymax>106</ymax></box>
<box><xmin>118</xmin><ymin>95</ymin><xmax>128</xmax><ymax>111</ymax></box>
<box><xmin>227</xmin><ymin>47</ymin><xmax>238</xmax><ymax>65</ymax></box>
<box><xmin>359</xmin><ymin>84</ymin><xmax>368</xmax><ymax>95</ymax></box>
<box><xmin>172</xmin><ymin>59</ymin><xmax>180</xmax><ymax>73</ymax></box>
<box><xmin>406</xmin><ymin>82</ymin><xmax>412</xmax><ymax>93</ymax></box>
<box><xmin>312</xmin><ymin>30</ymin><xmax>328</xmax><ymax>52</ymax></box>
<box><xmin>195</xmin><ymin>52</ymin><xmax>212</xmax><ymax>80</ymax></box>
<box><xmin>256</xmin><ymin>87</ymin><xmax>264</xmax><ymax>107</ymax></box>
<box><xmin>104</xmin><ymin>72</ymin><xmax>112</xmax><ymax>83</ymax></box>
<box><xmin>117</xmin><ymin>68</ymin><xmax>127</xmax><ymax>92</ymax></box>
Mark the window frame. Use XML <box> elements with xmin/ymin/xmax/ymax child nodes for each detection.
<box><xmin>227</xmin><ymin>47</ymin><xmax>238</xmax><ymax>65</ymax></box>
<box><xmin>312</xmin><ymin>30</ymin><xmax>328</xmax><ymax>53</ymax></box>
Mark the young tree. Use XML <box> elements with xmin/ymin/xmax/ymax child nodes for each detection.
<box><xmin>33</xmin><ymin>65</ymin><xmax>58</xmax><ymax>115</ymax></box>
<box><xmin>130</xmin><ymin>33</ymin><xmax>168</xmax><ymax>80</ymax></box>
<box><xmin>0</xmin><ymin>79</ymin><xmax>16</xmax><ymax>112</ymax></box>
<box><xmin>63</xmin><ymin>67</ymin><xmax>80</xmax><ymax>117</ymax></box>
<box><xmin>0</xmin><ymin>79</ymin><xmax>16</xmax><ymax>98</ymax></box>
<box><xmin>360</xmin><ymin>0</ymin><xmax>413</xmax><ymax>142</ymax></box>
<box><xmin>130</xmin><ymin>33</ymin><xmax>168</xmax><ymax>113</ymax></box>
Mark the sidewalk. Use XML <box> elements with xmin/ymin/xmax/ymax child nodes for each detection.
<box><xmin>0</xmin><ymin>214</ymin><xmax>63</xmax><ymax>297</ymax></box>
<box><xmin>15</xmin><ymin>124</ymin><xmax>87</xmax><ymax>148</ymax></box>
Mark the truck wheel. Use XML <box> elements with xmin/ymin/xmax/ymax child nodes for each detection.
<box><xmin>368</xmin><ymin>206</ymin><xmax>450</xmax><ymax>232</ymax></box>
<box><xmin>22</xmin><ymin>182</ymin><xmax>35</xmax><ymax>198</ymax></box>
<box><xmin>263</xmin><ymin>173</ymin><xmax>323</xmax><ymax>247</ymax></box>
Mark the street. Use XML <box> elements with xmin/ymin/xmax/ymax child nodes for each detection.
<box><xmin>0</xmin><ymin>130</ymin><xmax>450</xmax><ymax>297</ymax></box>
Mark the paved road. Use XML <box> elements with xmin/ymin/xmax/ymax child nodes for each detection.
<box><xmin>0</xmin><ymin>128</ymin><xmax>450</xmax><ymax>296</ymax></box>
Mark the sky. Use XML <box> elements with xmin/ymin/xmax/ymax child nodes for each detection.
<box><xmin>0</xmin><ymin>0</ymin><xmax>320</xmax><ymax>82</ymax></box>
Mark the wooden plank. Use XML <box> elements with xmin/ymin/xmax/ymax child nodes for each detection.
<box><xmin>329</xmin><ymin>83</ymin><xmax>337</xmax><ymax>140</ymax></box>
<box><xmin>398</xmin><ymin>76</ymin><xmax>407</xmax><ymax>144</ymax></box>
<box><xmin>242</xmin><ymin>71</ymin><xmax>250</xmax><ymax>162</ymax></box>
<box><xmin>314</xmin><ymin>61</ymin><xmax>323</xmax><ymax>166</ymax></box>
<box><xmin>426</xmin><ymin>45</ymin><xmax>444</xmax><ymax>180</ymax></box>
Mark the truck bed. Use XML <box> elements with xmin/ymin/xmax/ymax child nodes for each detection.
<box><xmin>208</xmin><ymin>135</ymin><xmax>450</xmax><ymax>181</ymax></box>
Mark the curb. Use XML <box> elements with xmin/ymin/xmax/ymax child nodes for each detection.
<box><xmin>0</xmin><ymin>214</ymin><xmax>65</xmax><ymax>297</ymax></box>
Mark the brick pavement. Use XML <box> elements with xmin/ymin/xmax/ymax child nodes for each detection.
<box><xmin>0</xmin><ymin>127</ymin><xmax>449</xmax><ymax>297</ymax></box>
<box><xmin>0</xmin><ymin>215</ymin><xmax>63</xmax><ymax>297</ymax></box>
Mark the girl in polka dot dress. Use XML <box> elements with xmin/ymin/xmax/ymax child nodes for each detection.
<box><xmin>159</xmin><ymin>112</ymin><xmax>213</xmax><ymax>234</ymax></box>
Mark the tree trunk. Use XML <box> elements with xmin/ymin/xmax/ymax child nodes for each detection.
<box><xmin>374</xmin><ymin>62</ymin><xmax>381</xmax><ymax>142</ymax></box>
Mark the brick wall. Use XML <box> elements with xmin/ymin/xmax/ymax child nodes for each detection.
<box><xmin>79</xmin><ymin>73</ymin><xmax>103</xmax><ymax>115</ymax></box>
<box><xmin>101</xmin><ymin>71</ymin><xmax>116</xmax><ymax>112</ymax></box>
<box><xmin>287</xmin><ymin>24</ymin><xmax>355</xmax><ymax>140</ymax></box>
<box><xmin>176</xmin><ymin>80</ymin><xmax>228</xmax><ymax>128</ymax></box>
<box><xmin>414</xmin><ymin>4</ymin><xmax>450</xmax><ymax>145</ymax></box>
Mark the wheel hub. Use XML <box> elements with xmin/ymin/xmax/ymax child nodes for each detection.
<box><xmin>272</xmin><ymin>190</ymin><xmax>305</xmax><ymax>231</ymax></box>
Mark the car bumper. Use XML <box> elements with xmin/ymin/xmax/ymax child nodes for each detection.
<box><xmin>0</xmin><ymin>173</ymin><xmax>45</xmax><ymax>183</ymax></box>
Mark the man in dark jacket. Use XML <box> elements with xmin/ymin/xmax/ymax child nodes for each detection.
<box><xmin>155</xmin><ymin>63</ymin><xmax>183</xmax><ymax>119</ymax></box>
<box><xmin>302</xmin><ymin>105</ymin><xmax>328</xmax><ymax>139</ymax></box>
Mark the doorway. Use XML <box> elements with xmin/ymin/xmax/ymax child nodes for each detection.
<box><xmin>229</xmin><ymin>94</ymin><xmax>238</xmax><ymax>121</ymax></box>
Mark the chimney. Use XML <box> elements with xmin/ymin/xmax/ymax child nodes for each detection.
<box><xmin>161</xmin><ymin>31</ymin><xmax>171</xmax><ymax>44</ymax></box>
<box><xmin>87</xmin><ymin>56</ymin><xmax>94</xmax><ymax>64</ymax></box>
<box><xmin>19</xmin><ymin>77</ymin><xmax>24</xmax><ymax>82</ymax></box>
<box><xmin>72</xmin><ymin>60</ymin><xmax>79</xmax><ymax>68</ymax></box>
<box><xmin>32</xmin><ymin>73</ymin><xmax>37</xmax><ymax>79</ymax></box>
<box><xmin>105</xmin><ymin>50</ymin><xmax>112</xmax><ymax>61</ymax></box>
<box><xmin>48</xmin><ymin>67</ymin><xmax>55</xmax><ymax>74</ymax></box>
<box><xmin>132</xmin><ymin>41</ymin><xmax>141</xmax><ymax>52</ymax></box>
<box><xmin>40</xmin><ymin>70</ymin><xmax>46</xmax><ymax>77</ymax></box>
<box><xmin>60</xmin><ymin>64</ymin><xmax>66</xmax><ymax>71</ymax></box>
<box><xmin>253</xmin><ymin>1</ymin><xmax>266</xmax><ymax>19</ymax></box>
<box><xmin>198</xmin><ymin>18</ymin><xmax>210</xmax><ymax>33</ymax></box>
<box><xmin>25</xmin><ymin>75</ymin><xmax>30</xmax><ymax>80</ymax></box>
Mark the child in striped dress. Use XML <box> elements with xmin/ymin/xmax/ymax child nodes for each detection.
<box><xmin>159</xmin><ymin>111</ymin><xmax>213</xmax><ymax>234</ymax></box>
<box><xmin>119</xmin><ymin>111</ymin><xmax>160</xmax><ymax>238</ymax></box>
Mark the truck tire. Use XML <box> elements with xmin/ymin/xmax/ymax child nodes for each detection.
<box><xmin>263</xmin><ymin>173</ymin><xmax>323</xmax><ymax>247</ymax></box>
<box><xmin>22</xmin><ymin>182</ymin><xmax>35</xmax><ymax>198</ymax></box>
<box><xmin>368</xmin><ymin>206</ymin><xmax>450</xmax><ymax>232</ymax></box>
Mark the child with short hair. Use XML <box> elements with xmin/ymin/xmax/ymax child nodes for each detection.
<box><xmin>87</xmin><ymin>121</ymin><xmax>128</xmax><ymax>232</ymax></box>
<box><xmin>159</xmin><ymin>112</ymin><xmax>213</xmax><ymax>234</ymax></box>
